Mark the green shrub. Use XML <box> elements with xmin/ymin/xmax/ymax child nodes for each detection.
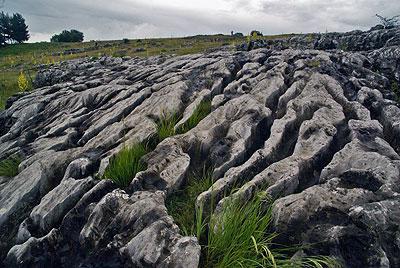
<box><xmin>102</xmin><ymin>143</ymin><xmax>149</xmax><ymax>187</ymax></box>
<box><xmin>0</xmin><ymin>155</ymin><xmax>21</xmax><ymax>177</ymax></box>
<box><xmin>203</xmin><ymin>194</ymin><xmax>340</xmax><ymax>268</ymax></box>
<box><xmin>177</xmin><ymin>100</ymin><xmax>212</xmax><ymax>134</ymax></box>
<box><xmin>166</xmin><ymin>167</ymin><xmax>214</xmax><ymax>236</ymax></box>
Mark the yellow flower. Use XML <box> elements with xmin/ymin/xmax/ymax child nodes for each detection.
<box><xmin>18</xmin><ymin>71</ymin><xmax>29</xmax><ymax>92</ymax></box>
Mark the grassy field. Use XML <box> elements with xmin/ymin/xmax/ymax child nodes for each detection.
<box><xmin>0</xmin><ymin>34</ymin><xmax>294</xmax><ymax>109</ymax></box>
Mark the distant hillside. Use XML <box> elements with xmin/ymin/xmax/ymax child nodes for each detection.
<box><xmin>0</xmin><ymin>33</ymin><xmax>292</xmax><ymax>109</ymax></box>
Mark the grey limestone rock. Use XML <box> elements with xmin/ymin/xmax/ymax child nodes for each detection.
<box><xmin>1</xmin><ymin>27</ymin><xmax>400</xmax><ymax>267</ymax></box>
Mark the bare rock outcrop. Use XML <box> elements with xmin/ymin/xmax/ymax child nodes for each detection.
<box><xmin>1</xmin><ymin>27</ymin><xmax>399</xmax><ymax>267</ymax></box>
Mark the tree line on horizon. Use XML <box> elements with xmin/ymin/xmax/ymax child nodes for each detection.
<box><xmin>0</xmin><ymin>11</ymin><xmax>29</xmax><ymax>46</ymax></box>
<box><xmin>50</xmin><ymin>29</ymin><xmax>84</xmax><ymax>43</ymax></box>
<box><xmin>1</xmin><ymin>10</ymin><xmax>399</xmax><ymax>47</ymax></box>
<box><xmin>0</xmin><ymin>11</ymin><xmax>84</xmax><ymax>46</ymax></box>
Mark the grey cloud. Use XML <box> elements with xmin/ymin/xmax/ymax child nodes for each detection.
<box><xmin>3</xmin><ymin>0</ymin><xmax>249</xmax><ymax>41</ymax></box>
<box><xmin>2</xmin><ymin>0</ymin><xmax>399</xmax><ymax>42</ymax></box>
<box><xmin>261</xmin><ymin>0</ymin><xmax>400</xmax><ymax>32</ymax></box>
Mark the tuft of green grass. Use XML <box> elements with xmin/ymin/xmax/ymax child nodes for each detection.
<box><xmin>0</xmin><ymin>155</ymin><xmax>22</xmax><ymax>177</ymax></box>
<box><xmin>203</xmin><ymin>194</ymin><xmax>340</xmax><ymax>268</ymax></box>
<box><xmin>307</xmin><ymin>60</ymin><xmax>321</xmax><ymax>68</ymax></box>
<box><xmin>166</xmin><ymin>167</ymin><xmax>214</xmax><ymax>237</ymax></box>
<box><xmin>165</xmin><ymin>169</ymin><xmax>339</xmax><ymax>268</ymax></box>
<box><xmin>177</xmin><ymin>100</ymin><xmax>212</xmax><ymax>134</ymax></box>
<box><xmin>156</xmin><ymin>111</ymin><xmax>181</xmax><ymax>142</ymax></box>
<box><xmin>391</xmin><ymin>81</ymin><xmax>400</xmax><ymax>102</ymax></box>
<box><xmin>102</xmin><ymin>143</ymin><xmax>149</xmax><ymax>187</ymax></box>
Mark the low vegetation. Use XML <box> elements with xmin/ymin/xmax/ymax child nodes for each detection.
<box><xmin>391</xmin><ymin>80</ymin><xmax>400</xmax><ymax>102</ymax></box>
<box><xmin>0</xmin><ymin>33</ymin><xmax>295</xmax><ymax>111</ymax></box>
<box><xmin>177</xmin><ymin>100</ymin><xmax>212</xmax><ymax>134</ymax></box>
<box><xmin>155</xmin><ymin>99</ymin><xmax>213</xmax><ymax>143</ymax></box>
<box><xmin>103</xmin><ymin>103</ymin><xmax>213</xmax><ymax>187</ymax></box>
<box><xmin>203</xmin><ymin>194</ymin><xmax>340</xmax><ymax>268</ymax></box>
<box><xmin>156</xmin><ymin>112</ymin><xmax>181</xmax><ymax>142</ymax></box>
<box><xmin>0</xmin><ymin>155</ymin><xmax>21</xmax><ymax>177</ymax></box>
<box><xmin>0</xmin><ymin>70</ymin><xmax>35</xmax><ymax>109</ymax></box>
<box><xmin>0</xmin><ymin>70</ymin><xmax>19</xmax><ymax>109</ymax></box>
<box><xmin>167</xmin><ymin>178</ymin><xmax>340</xmax><ymax>268</ymax></box>
<box><xmin>164</xmin><ymin>147</ymin><xmax>342</xmax><ymax>268</ymax></box>
<box><xmin>307</xmin><ymin>60</ymin><xmax>321</xmax><ymax>68</ymax></box>
<box><xmin>17</xmin><ymin>71</ymin><xmax>33</xmax><ymax>92</ymax></box>
<box><xmin>166</xmin><ymin>167</ymin><xmax>214</xmax><ymax>236</ymax></box>
<box><xmin>102</xmin><ymin>143</ymin><xmax>149</xmax><ymax>187</ymax></box>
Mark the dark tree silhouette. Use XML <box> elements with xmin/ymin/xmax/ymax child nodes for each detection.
<box><xmin>10</xmin><ymin>13</ymin><xmax>29</xmax><ymax>43</ymax></box>
<box><xmin>0</xmin><ymin>12</ymin><xmax>29</xmax><ymax>45</ymax></box>
<box><xmin>0</xmin><ymin>33</ymin><xmax>5</xmax><ymax>46</ymax></box>
<box><xmin>250</xmin><ymin>30</ymin><xmax>263</xmax><ymax>37</ymax></box>
<box><xmin>51</xmin><ymin>29</ymin><xmax>84</xmax><ymax>42</ymax></box>
<box><xmin>0</xmin><ymin>12</ymin><xmax>11</xmax><ymax>45</ymax></box>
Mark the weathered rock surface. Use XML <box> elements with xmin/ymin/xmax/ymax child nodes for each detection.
<box><xmin>1</xmin><ymin>27</ymin><xmax>400</xmax><ymax>267</ymax></box>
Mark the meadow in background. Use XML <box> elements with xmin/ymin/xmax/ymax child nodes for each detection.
<box><xmin>0</xmin><ymin>33</ymin><xmax>293</xmax><ymax>109</ymax></box>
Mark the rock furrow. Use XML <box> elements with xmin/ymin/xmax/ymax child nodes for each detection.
<box><xmin>1</xmin><ymin>27</ymin><xmax>400</xmax><ymax>267</ymax></box>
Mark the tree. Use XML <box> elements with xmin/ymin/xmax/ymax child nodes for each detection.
<box><xmin>10</xmin><ymin>13</ymin><xmax>29</xmax><ymax>43</ymax></box>
<box><xmin>376</xmin><ymin>14</ymin><xmax>400</xmax><ymax>29</ymax></box>
<box><xmin>51</xmin><ymin>29</ymin><xmax>84</xmax><ymax>43</ymax></box>
<box><xmin>0</xmin><ymin>12</ymin><xmax>12</xmax><ymax>45</ymax></box>
<box><xmin>0</xmin><ymin>33</ymin><xmax>5</xmax><ymax>45</ymax></box>
<box><xmin>0</xmin><ymin>12</ymin><xmax>29</xmax><ymax>45</ymax></box>
<box><xmin>250</xmin><ymin>30</ymin><xmax>263</xmax><ymax>37</ymax></box>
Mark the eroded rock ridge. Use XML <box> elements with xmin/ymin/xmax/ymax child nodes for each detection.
<box><xmin>1</xmin><ymin>27</ymin><xmax>400</xmax><ymax>267</ymax></box>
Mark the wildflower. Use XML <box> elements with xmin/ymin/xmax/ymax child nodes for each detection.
<box><xmin>18</xmin><ymin>71</ymin><xmax>30</xmax><ymax>92</ymax></box>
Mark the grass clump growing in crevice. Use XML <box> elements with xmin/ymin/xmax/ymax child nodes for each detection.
<box><xmin>307</xmin><ymin>60</ymin><xmax>321</xmax><ymax>68</ymax></box>
<box><xmin>166</xmin><ymin>167</ymin><xmax>214</xmax><ymax>237</ymax></box>
<box><xmin>155</xmin><ymin>100</ymin><xmax>212</xmax><ymax>143</ymax></box>
<box><xmin>0</xmin><ymin>155</ymin><xmax>21</xmax><ymax>177</ymax></box>
<box><xmin>391</xmin><ymin>80</ymin><xmax>400</xmax><ymax>102</ymax></box>
<box><xmin>156</xmin><ymin>111</ymin><xmax>181</xmax><ymax>142</ymax></box>
<box><xmin>177</xmin><ymin>100</ymin><xmax>212</xmax><ymax>134</ymax></box>
<box><xmin>102</xmin><ymin>143</ymin><xmax>149</xmax><ymax>188</ymax></box>
<box><xmin>202</xmin><ymin>193</ymin><xmax>340</xmax><ymax>268</ymax></box>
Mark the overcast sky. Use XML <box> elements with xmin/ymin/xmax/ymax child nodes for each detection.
<box><xmin>2</xmin><ymin>0</ymin><xmax>399</xmax><ymax>42</ymax></box>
